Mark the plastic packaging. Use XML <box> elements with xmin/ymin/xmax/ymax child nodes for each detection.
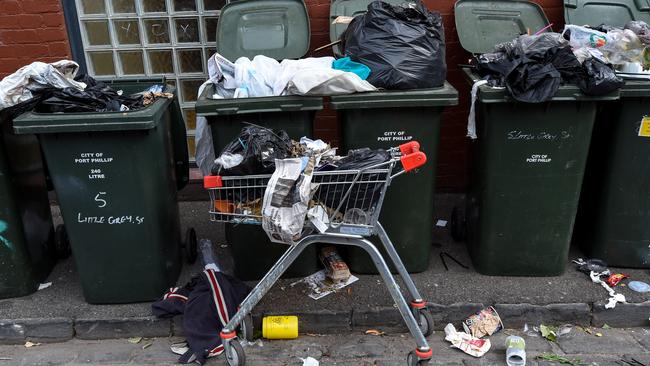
<box><xmin>262</xmin><ymin>315</ymin><xmax>299</xmax><ymax>339</ymax></box>
<box><xmin>578</xmin><ymin>58</ymin><xmax>624</xmax><ymax>95</ymax></box>
<box><xmin>342</xmin><ymin>0</ymin><xmax>446</xmax><ymax>90</ymax></box>
<box><xmin>462</xmin><ymin>306</ymin><xmax>504</xmax><ymax>338</ymax></box>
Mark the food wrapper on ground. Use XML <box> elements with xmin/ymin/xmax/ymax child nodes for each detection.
<box><xmin>462</xmin><ymin>306</ymin><xmax>504</xmax><ymax>338</ymax></box>
<box><xmin>606</xmin><ymin>273</ymin><xmax>629</xmax><ymax>287</ymax></box>
<box><xmin>444</xmin><ymin>323</ymin><xmax>491</xmax><ymax>357</ymax></box>
<box><xmin>319</xmin><ymin>246</ymin><xmax>351</xmax><ymax>283</ymax></box>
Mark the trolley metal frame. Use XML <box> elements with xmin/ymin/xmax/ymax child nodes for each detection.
<box><xmin>204</xmin><ymin>141</ymin><xmax>434</xmax><ymax>366</ymax></box>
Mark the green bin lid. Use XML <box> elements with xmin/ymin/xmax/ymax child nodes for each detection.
<box><xmin>195</xmin><ymin>83</ymin><xmax>323</xmax><ymax>116</ymax></box>
<box><xmin>13</xmin><ymin>80</ymin><xmax>174</xmax><ymax>134</ymax></box>
<box><xmin>455</xmin><ymin>0</ymin><xmax>549</xmax><ymax>54</ymax></box>
<box><xmin>564</xmin><ymin>0</ymin><xmax>650</xmax><ymax>27</ymax></box>
<box><xmin>217</xmin><ymin>0</ymin><xmax>311</xmax><ymax>62</ymax></box>
<box><xmin>329</xmin><ymin>82</ymin><xmax>459</xmax><ymax>109</ymax></box>
<box><xmin>329</xmin><ymin>0</ymin><xmax>414</xmax><ymax>57</ymax></box>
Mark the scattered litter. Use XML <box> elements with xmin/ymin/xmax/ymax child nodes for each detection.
<box><xmin>170</xmin><ymin>341</ymin><xmax>189</xmax><ymax>356</ymax></box>
<box><xmin>319</xmin><ymin>246</ymin><xmax>351</xmax><ymax>283</ymax></box>
<box><xmin>557</xmin><ymin>324</ymin><xmax>573</xmax><ymax>337</ymax></box>
<box><xmin>440</xmin><ymin>252</ymin><xmax>469</xmax><ymax>271</ymax></box>
<box><xmin>573</xmin><ymin>258</ymin><xmax>609</xmax><ymax>274</ymax></box>
<box><xmin>0</xmin><ymin>357</ymin><xmax>11</xmax><ymax>360</ymax></box>
<box><xmin>290</xmin><ymin>269</ymin><xmax>358</xmax><ymax>300</ymax></box>
<box><xmin>242</xmin><ymin>339</ymin><xmax>264</xmax><ymax>348</ymax></box>
<box><xmin>523</xmin><ymin>323</ymin><xmax>540</xmax><ymax>337</ymax></box>
<box><xmin>602</xmin><ymin>324</ymin><xmax>611</xmax><ymax>329</ymax></box>
<box><xmin>573</xmin><ymin>259</ymin><xmax>627</xmax><ymax>309</ymax></box>
<box><xmin>536</xmin><ymin>353</ymin><xmax>583</xmax><ymax>365</ymax></box>
<box><xmin>540</xmin><ymin>324</ymin><xmax>558</xmax><ymax>342</ymax></box>
<box><xmin>628</xmin><ymin>280</ymin><xmax>650</xmax><ymax>293</ymax></box>
<box><xmin>142</xmin><ymin>342</ymin><xmax>153</xmax><ymax>350</ymax></box>
<box><xmin>444</xmin><ymin>323</ymin><xmax>491</xmax><ymax>357</ymax></box>
<box><xmin>24</xmin><ymin>341</ymin><xmax>40</xmax><ymax>348</ymax></box>
<box><xmin>584</xmin><ymin>327</ymin><xmax>593</xmax><ymax>335</ymax></box>
<box><xmin>127</xmin><ymin>337</ymin><xmax>143</xmax><ymax>344</ymax></box>
<box><xmin>300</xmin><ymin>356</ymin><xmax>320</xmax><ymax>366</ymax></box>
<box><xmin>463</xmin><ymin>306</ymin><xmax>503</xmax><ymax>338</ymax></box>
<box><xmin>305</xmin><ymin>333</ymin><xmax>325</xmax><ymax>337</ymax></box>
<box><xmin>436</xmin><ymin>219</ymin><xmax>448</xmax><ymax>227</ymax></box>
<box><xmin>365</xmin><ymin>329</ymin><xmax>386</xmax><ymax>336</ymax></box>
<box><xmin>37</xmin><ymin>282</ymin><xmax>52</xmax><ymax>290</ymax></box>
<box><xmin>505</xmin><ymin>335</ymin><xmax>526</xmax><ymax>366</ymax></box>
<box><xmin>595</xmin><ymin>332</ymin><xmax>603</xmax><ymax>337</ymax></box>
<box><xmin>605</xmin><ymin>273</ymin><xmax>629</xmax><ymax>287</ymax></box>
<box><xmin>332</xmin><ymin>16</ymin><xmax>354</xmax><ymax>25</ymax></box>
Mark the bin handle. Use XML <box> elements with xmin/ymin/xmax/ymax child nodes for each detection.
<box><xmin>279</xmin><ymin>104</ymin><xmax>303</xmax><ymax>111</ymax></box>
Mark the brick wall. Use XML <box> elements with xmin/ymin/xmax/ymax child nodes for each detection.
<box><xmin>305</xmin><ymin>0</ymin><xmax>565</xmax><ymax>191</ymax></box>
<box><xmin>0</xmin><ymin>0</ymin><xmax>71</xmax><ymax>79</ymax></box>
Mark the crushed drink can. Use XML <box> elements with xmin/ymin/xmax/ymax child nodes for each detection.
<box><xmin>462</xmin><ymin>306</ymin><xmax>504</xmax><ymax>338</ymax></box>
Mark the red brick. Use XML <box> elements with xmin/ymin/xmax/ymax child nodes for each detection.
<box><xmin>41</xmin><ymin>13</ymin><xmax>64</xmax><ymax>28</ymax></box>
<box><xmin>0</xmin><ymin>1</ymin><xmax>21</xmax><ymax>15</ymax></box>
<box><xmin>0</xmin><ymin>29</ymin><xmax>39</xmax><ymax>44</ymax></box>
<box><xmin>0</xmin><ymin>15</ymin><xmax>20</xmax><ymax>29</ymax></box>
<box><xmin>40</xmin><ymin>27</ymin><xmax>68</xmax><ymax>42</ymax></box>
<box><xmin>20</xmin><ymin>0</ymin><xmax>61</xmax><ymax>14</ymax></box>
<box><xmin>47</xmin><ymin>41</ymin><xmax>71</xmax><ymax>57</ymax></box>
<box><xmin>17</xmin><ymin>14</ymin><xmax>42</xmax><ymax>29</ymax></box>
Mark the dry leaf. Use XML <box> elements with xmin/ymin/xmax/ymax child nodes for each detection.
<box><xmin>128</xmin><ymin>337</ymin><xmax>143</xmax><ymax>344</ymax></box>
<box><xmin>24</xmin><ymin>341</ymin><xmax>40</xmax><ymax>348</ymax></box>
<box><xmin>142</xmin><ymin>342</ymin><xmax>153</xmax><ymax>349</ymax></box>
<box><xmin>365</xmin><ymin>329</ymin><xmax>385</xmax><ymax>336</ymax></box>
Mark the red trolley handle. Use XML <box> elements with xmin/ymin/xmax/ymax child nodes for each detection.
<box><xmin>204</xmin><ymin>175</ymin><xmax>223</xmax><ymax>188</ymax></box>
<box><xmin>399</xmin><ymin>141</ymin><xmax>427</xmax><ymax>172</ymax></box>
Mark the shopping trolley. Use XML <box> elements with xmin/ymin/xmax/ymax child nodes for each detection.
<box><xmin>203</xmin><ymin>141</ymin><xmax>434</xmax><ymax>366</ymax></box>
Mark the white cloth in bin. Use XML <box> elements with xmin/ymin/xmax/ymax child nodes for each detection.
<box><xmin>208</xmin><ymin>53</ymin><xmax>376</xmax><ymax>98</ymax></box>
<box><xmin>0</xmin><ymin>60</ymin><xmax>86</xmax><ymax>111</ymax></box>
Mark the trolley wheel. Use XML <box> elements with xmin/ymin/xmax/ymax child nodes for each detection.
<box><xmin>407</xmin><ymin>351</ymin><xmax>430</xmax><ymax>366</ymax></box>
<box><xmin>184</xmin><ymin>228</ymin><xmax>198</xmax><ymax>264</ymax></box>
<box><xmin>54</xmin><ymin>225</ymin><xmax>71</xmax><ymax>259</ymax></box>
<box><xmin>450</xmin><ymin>206</ymin><xmax>467</xmax><ymax>242</ymax></box>
<box><xmin>225</xmin><ymin>339</ymin><xmax>246</xmax><ymax>366</ymax></box>
<box><xmin>417</xmin><ymin>309</ymin><xmax>434</xmax><ymax>337</ymax></box>
<box><xmin>239</xmin><ymin>313</ymin><xmax>254</xmax><ymax>342</ymax></box>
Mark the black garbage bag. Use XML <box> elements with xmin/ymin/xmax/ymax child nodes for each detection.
<box><xmin>33</xmin><ymin>75</ymin><xmax>144</xmax><ymax>113</ymax></box>
<box><xmin>578</xmin><ymin>58</ymin><xmax>624</xmax><ymax>95</ymax></box>
<box><xmin>341</xmin><ymin>0</ymin><xmax>446</xmax><ymax>90</ymax></box>
<box><xmin>506</xmin><ymin>62</ymin><xmax>562</xmax><ymax>103</ymax></box>
<box><xmin>211</xmin><ymin>125</ymin><xmax>293</xmax><ymax>176</ymax></box>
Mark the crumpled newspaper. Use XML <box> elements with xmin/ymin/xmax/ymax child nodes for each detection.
<box><xmin>444</xmin><ymin>323</ymin><xmax>491</xmax><ymax>357</ymax></box>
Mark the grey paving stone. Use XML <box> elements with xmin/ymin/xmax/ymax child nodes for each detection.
<box><xmin>75</xmin><ymin>342</ymin><xmax>136</xmax><ymax>364</ymax></box>
<box><xmin>494</xmin><ymin>303</ymin><xmax>591</xmax><ymax>328</ymax></box>
<box><xmin>0</xmin><ymin>318</ymin><xmax>73</xmax><ymax>344</ymax></box>
<box><xmin>352</xmin><ymin>307</ymin><xmax>407</xmax><ymax>333</ymax></box>
<box><xmin>557</xmin><ymin>329</ymin><xmax>646</xmax><ymax>355</ymax></box>
<box><xmin>592</xmin><ymin>301</ymin><xmax>650</xmax><ymax>328</ymax></box>
<box><xmin>19</xmin><ymin>348</ymin><xmax>77</xmax><ymax>366</ymax></box>
<box><xmin>74</xmin><ymin>316</ymin><xmax>170</xmax><ymax>340</ymax></box>
<box><xmin>628</xmin><ymin>328</ymin><xmax>650</xmax><ymax>351</ymax></box>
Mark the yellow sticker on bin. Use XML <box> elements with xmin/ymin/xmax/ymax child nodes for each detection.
<box><xmin>639</xmin><ymin>117</ymin><xmax>650</xmax><ymax>137</ymax></box>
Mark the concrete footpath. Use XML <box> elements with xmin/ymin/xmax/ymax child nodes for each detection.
<box><xmin>0</xmin><ymin>194</ymin><xmax>648</xmax><ymax>343</ymax></box>
<box><xmin>1</xmin><ymin>327</ymin><xmax>649</xmax><ymax>365</ymax></box>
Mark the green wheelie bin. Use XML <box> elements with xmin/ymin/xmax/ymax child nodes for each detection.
<box><xmin>195</xmin><ymin>0</ymin><xmax>321</xmax><ymax>281</ymax></box>
<box><xmin>328</xmin><ymin>0</ymin><xmax>459</xmax><ymax>274</ymax></box>
<box><xmin>0</xmin><ymin>104</ymin><xmax>67</xmax><ymax>299</ymax></box>
<box><xmin>565</xmin><ymin>0</ymin><xmax>650</xmax><ymax>268</ymax></box>
<box><xmin>451</xmin><ymin>0</ymin><xmax>619</xmax><ymax>276</ymax></box>
<box><xmin>13</xmin><ymin>79</ymin><xmax>192</xmax><ymax>304</ymax></box>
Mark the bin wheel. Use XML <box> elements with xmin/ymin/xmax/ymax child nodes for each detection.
<box><xmin>225</xmin><ymin>339</ymin><xmax>246</xmax><ymax>366</ymax></box>
<box><xmin>54</xmin><ymin>225</ymin><xmax>71</xmax><ymax>259</ymax></box>
<box><xmin>239</xmin><ymin>313</ymin><xmax>254</xmax><ymax>342</ymax></box>
<box><xmin>184</xmin><ymin>228</ymin><xmax>197</xmax><ymax>264</ymax></box>
<box><xmin>417</xmin><ymin>309</ymin><xmax>434</xmax><ymax>337</ymax></box>
<box><xmin>450</xmin><ymin>206</ymin><xmax>467</xmax><ymax>242</ymax></box>
<box><xmin>407</xmin><ymin>351</ymin><xmax>429</xmax><ymax>366</ymax></box>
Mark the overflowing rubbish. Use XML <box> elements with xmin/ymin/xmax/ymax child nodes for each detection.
<box><xmin>208</xmin><ymin>53</ymin><xmax>375</xmax><ymax>99</ymax></box>
<box><xmin>444</xmin><ymin>323</ymin><xmax>491</xmax><ymax>357</ymax></box>
<box><xmin>262</xmin><ymin>315</ymin><xmax>299</xmax><ymax>339</ymax></box>
<box><xmin>539</xmin><ymin>324</ymin><xmax>572</xmax><ymax>342</ymax></box>
<box><xmin>505</xmin><ymin>335</ymin><xmax>526</xmax><ymax>366</ymax></box>
<box><xmin>342</xmin><ymin>0</ymin><xmax>446</xmax><ymax>90</ymax></box>
<box><xmin>0</xmin><ymin>60</ymin><xmax>85</xmax><ymax>110</ymax></box>
<box><xmin>319</xmin><ymin>246</ymin><xmax>351</xmax><ymax>283</ymax></box>
<box><xmin>290</xmin><ymin>269</ymin><xmax>359</xmax><ymax>300</ymax></box>
<box><xmin>151</xmin><ymin>269</ymin><xmax>250</xmax><ymax>364</ymax></box>
<box><xmin>628</xmin><ymin>280</ymin><xmax>650</xmax><ymax>293</ymax></box>
<box><xmin>332</xmin><ymin>57</ymin><xmax>371</xmax><ymax>80</ymax></box>
<box><xmin>462</xmin><ymin>306</ymin><xmax>503</xmax><ymax>338</ymax></box>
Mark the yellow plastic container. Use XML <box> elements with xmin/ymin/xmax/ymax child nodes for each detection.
<box><xmin>262</xmin><ymin>315</ymin><xmax>299</xmax><ymax>339</ymax></box>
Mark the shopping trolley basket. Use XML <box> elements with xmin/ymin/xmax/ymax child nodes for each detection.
<box><xmin>203</xmin><ymin>141</ymin><xmax>434</xmax><ymax>366</ymax></box>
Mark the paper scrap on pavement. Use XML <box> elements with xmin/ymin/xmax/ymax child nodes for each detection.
<box><xmin>444</xmin><ymin>323</ymin><xmax>490</xmax><ymax>357</ymax></box>
<box><xmin>291</xmin><ymin>269</ymin><xmax>358</xmax><ymax>300</ymax></box>
<box><xmin>332</xmin><ymin>16</ymin><xmax>354</xmax><ymax>24</ymax></box>
<box><xmin>37</xmin><ymin>282</ymin><xmax>52</xmax><ymax>290</ymax></box>
<box><xmin>436</xmin><ymin>220</ymin><xmax>448</xmax><ymax>227</ymax></box>
<box><xmin>301</xmin><ymin>356</ymin><xmax>320</xmax><ymax>366</ymax></box>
